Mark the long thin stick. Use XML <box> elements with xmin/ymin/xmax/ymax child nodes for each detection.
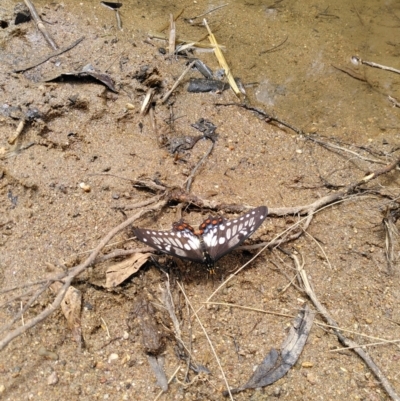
<box><xmin>185</xmin><ymin>4</ymin><xmax>228</xmax><ymax>23</ymax></box>
<box><xmin>24</xmin><ymin>0</ymin><xmax>58</xmax><ymax>50</ymax></box>
<box><xmin>292</xmin><ymin>254</ymin><xmax>400</xmax><ymax>401</ymax></box>
<box><xmin>352</xmin><ymin>56</ymin><xmax>400</xmax><ymax>75</ymax></box>
<box><xmin>185</xmin><ymin>141</ymin><xmax>215</xmax><ymax>192</ymax></box>
<box><xmin>161</xmin><ymin>61</ymin><xmax>196</xmax><ymax>103</ymax></box>
<box><xmin>0</xmin><ymin>199</ymin><xmax>167</xmax><ymax>351</ymax></box>
<box><xmin>177</xmin><ymin>282</ymin><xmax>234</xmax><ymax>401</ymax></box>
<box><xmin>14</xmin><ymin>36</ymin><xmax>84</xmax><ymax>73</ymax></box>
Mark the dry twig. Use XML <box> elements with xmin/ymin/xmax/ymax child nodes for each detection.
<box><xmin>289</xmin><ymin>252</ymin><xmax>400</xmax><ymax>401</ymax></box>
<box><xmin>352</xmin><ymin>56</ymin><xmax>400</xmax><ymax>75</ymax></box>
<box><xmin>185</xmin><ymin>140</ymin><xmax>215</xmax><ymax>192</ymax></box>
<box><xmin>161</xmin><ymin>61</ymin><xmax>196</xmax><ymax>103</ymax></box>
<box><xmin>14</xmin><ymin>37</ymin><xmax>84</xmax><ymax>73</ymax></box>
<box><xmin>177</xmin><ymin>281</ymin><xmax>234</xmax><ymax>401</ymax></box>
<box><xmin>24</xmin><ymin>0</ymin><xmax>58</xmax><ymax>50</ymax></box>
<box><xmin>0</xmin><ymin>198</ymin><xmax>166</xmax><ymax>350</ymax></box>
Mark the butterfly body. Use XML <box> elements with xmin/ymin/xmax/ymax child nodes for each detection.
<box><xmin>134</xmin><ymin>206</ymin><xmax>268</xmax><ymax>271</ymax></box>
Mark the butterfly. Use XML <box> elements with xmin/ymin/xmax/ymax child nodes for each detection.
<box><xmin>134</xmin><ymin>206</ymin><xmax>268</xmax><ymax>271</ymax></box>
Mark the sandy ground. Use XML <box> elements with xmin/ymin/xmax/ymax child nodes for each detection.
<box><xmin>1</xmin><ymin>0</ymin><xmax>400</xmax><ymax>400</ymax></box>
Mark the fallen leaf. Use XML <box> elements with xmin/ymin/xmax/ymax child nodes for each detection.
<box><xmin>105</xmin><ymin>253</ymin><xmax>151</xmax><ymax>287</ymax></box>
<box><xmin>223</xmin><ymin>304</ymin><xmax>315</xmax><ymax>396</ymax></box>
<box><xmin>50</xmin><ymin>281</ymin><xmax>82</xmax><ymax>346</ymax></box>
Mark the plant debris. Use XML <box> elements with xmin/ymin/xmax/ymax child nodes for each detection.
<box><xmin>223</xmin><ymin>304</ymin><xmax>315</xmax><ymax>396</ymax></box>
<box><xmin>105</xmin><ymin>253</ymin><xmax>151</xmax><ymax>287</ymax></box>
<box><xmin>43</xmin><ymin>63</ymin><xmax>118</xmax><ymax>92</ymax></box>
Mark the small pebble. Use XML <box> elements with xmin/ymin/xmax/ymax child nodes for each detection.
<box><xmin>84</xmin><ymin>301</ymin><xmax>93</xmax><ymax>311</ymax></box>
<box><xmin>95</xmin><ymin>361</ymin><xmax>106</xmax><ymax>370</ymax></box>
<box><xmin>38</xmin><ymin>346</ymin><xmax>59</xmax><ymax>361</ymax></box>
<box><xmin>121</xmin><ymin>354</ymin><xmax>131</xmax><ymax>364</ymax></box>
<box><xmin>125</xmin><ymin>103</ymin><xmax>135</xmax><ymax>110</ymax></box>
<box><xmin>11</xmin><ymin>366</ymin><xmax>21</xmax><ymax>378</ymax></box>
<box><xmin>47</xmin><ymin>371</ymin><xmax>59</xmax><ymax>385</ymax></box>
<box><xmin>302</xmin><ymin>361</ymin><xmax>314</xmax><ymax>368</ymax></box>
<box><xmin>108</xmin><ymin>353</ymin><xmax>119</xmax><ymax>363</ymax></box>
<box><xmin>273</xmin><ymin>386</ymin><xmax>281</xmax><ymax>397</ymax></box>
<box><xmin>79</xmin><ymin>182</ymin><xmax>91</xmax><ymax>192</ymax></box>
<box><xmin>112</xmin><ymin>193</ymin><xmax>120</xmax><ymax>199</ymax></box>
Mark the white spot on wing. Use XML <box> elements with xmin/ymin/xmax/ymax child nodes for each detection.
<box><xmin>152</xmin><ymin>236</ymin><xmax>160</xmax><ymax>245</ymax></box>
<box><xmin>232</xmin><ymin>224</ymin><xmax>238</xmax><ymax>236</ymax></box>
<box><xmin>228</xmin><ymin>236</ymin><xmax>240</xmax><ymax>247</ymax></box>
<box><xmin>203</xmin><ymin>231</ymin><xmax>214</xmax><ymax>247</ymax></box>
<box><xmin>168</xmin><ymin>237</ymin><xmax>178</xmax><ymax>247</ymax></box>
<box><xmin>174</xmin><ymin>238</ymin><xmax>183</xmax><ymax>248</ymax></box>
<box><xmin>175</xmin><ymin>248</ymin><xmax>188</xmax><ymax>257</ymax></box>
<box><xmin>226</xmin><ymin>228</ymin><xmax>231</xmax><ymax>239</ymax></box>
<box><xmin>188</xmin><ymin>237</ymin><xmax>201</xmax><ymax>250</ymax></box>
<box><xmin>218</xmin><ymin>237</ymin><xmax>226</xmax><ymax>245</ymax></box>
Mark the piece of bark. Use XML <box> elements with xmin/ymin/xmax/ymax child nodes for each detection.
<box><xmin>132</xmin><ymin>298</ymin><xmax>165</xmax><ymax>355</ymax></box>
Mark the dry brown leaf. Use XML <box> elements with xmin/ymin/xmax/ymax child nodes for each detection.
<box><xmin>105</xmin><ymin>253</ymin><xmax>151</xmax><ymax>287</ymax></box>
<box><xmin>50</xmin><ymin>281</ymin><xmax>82</xmax><ymax>345</ymax></box>
<box><xmin>61</xmin><ymin>286</ymin><xmax>82</xmax><ymax>345</ymax></box>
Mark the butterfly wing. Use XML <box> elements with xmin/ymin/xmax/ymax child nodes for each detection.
<box><xmin>202</xmin><ymin>206</ymin><xmax>268</xmax><ymax>262</ymax></box>
<box><xmin>134</xmin><ymin>226</ymin><xmax>205</xmax><ymax>263</ymax></box>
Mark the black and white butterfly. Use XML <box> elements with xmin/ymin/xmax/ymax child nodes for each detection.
<box><xmin>134</xmin><ymin>206</ymin><xmax>268</xmax><ymax>271</ymax></box>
